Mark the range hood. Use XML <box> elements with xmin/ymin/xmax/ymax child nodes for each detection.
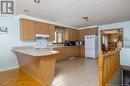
<box><xmin>36</xmin><ymin>34</ymin><xmax>49</xmax><ymax>38</ymax></box>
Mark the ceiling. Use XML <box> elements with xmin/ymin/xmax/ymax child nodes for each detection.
<box><xmin>15</xmin><ymin>0</ymin><xmax>130</xmax><ymax>28</ymax></box>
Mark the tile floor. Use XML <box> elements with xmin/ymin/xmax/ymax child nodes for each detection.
<box><xmin>0</xmin><ymin>58</ymin><xmax>99</xmax><ymax>86</ymax></box>
<box><xmin>52</xmin><ymin>58</ymin><xmax>99</xmax><ymax>86</ymax></box>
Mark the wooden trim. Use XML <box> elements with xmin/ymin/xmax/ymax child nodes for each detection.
<box><xmin>99</xmin><ymin>51</ymin><xmax>104</xmax><ymax>86</ymax></box>
<box><xmin>99</xmin><ymin>50</ymin><xmax>121</xmax><ymax>86</ymax></box>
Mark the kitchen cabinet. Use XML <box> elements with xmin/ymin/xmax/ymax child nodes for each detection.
<box><xmin>64</xmin><ymin>28</ymin><xmax>79</xmax><ymax>41</ymax></box>
<box><xmin>54</xmin><ymin>47</ymin><xmax>66</xmax><ymax>61</ymax></box>
<box><xmin>79</xmin><ymin>27</ymin><xmax>98</xmax><ymax>40</ymax></box>
<box><xmin>42</xmin><ymin>23</ymin><xmax>50</xmax><ymax>34</ymax></box>
<box><xmin>49</xmin><ymin>25</ymin><xmax>56</xmax><ymax>42</ymax></box>
<box><xmin>35</xmin><ymin>22</ymin><xmax>51</xmax><ymax>35</ymax></box>
<box><xmin>20</xmin><ymin>19</ymin><xmax>36</xmax><ymax>40</ymax></box>
<box><xmin>21</xmin><ymin>19</ymin><xmax>54</xmax><ymax>41</ymax></box>
<box><xmin>80</xmin><ymin>45</ymin><xmax>85</xmax><ymax>57</ymax></box>
<box><xmin>54</xmin><ymin>46</ymin><xmax>80</xmax><ymax>61</ymax></box>
<box><xmin>35</xmin><ymin>22</ymin><xmax>43</xmax><ymax>34</ymax></box>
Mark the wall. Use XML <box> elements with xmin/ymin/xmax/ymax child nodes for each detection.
<box><xmin>0</xmin><ymin>16</ymin><xmax>35</xmax><ymax>71</ymax></box>
<box><xmin>98</xmin><ymin>21</ymin><xmax>130</xmax><ymax>47</ymax></box>
<box><xmin>98</xmin><ymin>21</ymin><xmax>130</xmax><ymax>66</ymax></box>
<box><xmin>120</xmin><ymin>48</ymin><xmax>130</xmax><ymax>66</ymax></box>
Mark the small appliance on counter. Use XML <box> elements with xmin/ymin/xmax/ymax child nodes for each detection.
<box><xmin>64</xmin><ymin>40</ymin><xmax>84</xmax><ymax>46</ymax></box>
<box><xmin>34</xmin><ymin>34</ymin><xmax>53</xmax><ymax>50</ymax></box>
<box><xmin>64</xmin><ymin>41</ymin><xmax>76</xmax><ymax>46</ymax></box>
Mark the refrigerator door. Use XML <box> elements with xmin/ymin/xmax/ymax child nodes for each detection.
<box><xmin>85</xmin><ymin>35</ymin><xmax>96</xmax><ymax>48</ymax></box>
<box><xmin>85</xmin><ymin>48</ymin><xmax>96</xmax><ymax>58</ymax></box>
<box><xmin>85</xmin><ymin>35</ymin><xmax>97</xmax><ymax>58</ymax></box>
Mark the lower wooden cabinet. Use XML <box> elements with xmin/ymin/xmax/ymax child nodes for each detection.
<box><xmin>80</xmin><ymin>45</ymin><xmax>85</xmax><ymax>57</ymax></box>
<box><xmin>54</xmin><ymin>46</ymin><xmax>80</xmax><ymax>61</ymax></box>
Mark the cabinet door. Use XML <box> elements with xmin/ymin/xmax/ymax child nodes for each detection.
<box><xmin>64</xmin><ymin>29</ymin><xmax>69</xmax><ymax>41</ymax></box>
<box><xmin>36</xmin><ymin>22</ymin><xmax>43</xmax><ymax>34</ymax></box>
<box><xmin>75</xmin><ymin>30</ymin><xmax>79</xmax><ymax>41</ymax></box>
<box><xmin>72</xmin><ymin>29</ymin><xmax>79</xmax><ymax>41</ymax></box>
<box><xmin>49</xmin><ymin>25</ymin><xmax>55</xmax><ymax>42</ymax></box>
<box><xmin>74</xmin><ymin>46</ymin><xmax>80</xmax><ymax>57</ymax></box>
<box><xmin>64</xmin><ymin>29</ymin><xmax>79</xmax><ymax>41</ymax></box>
<box><xmin>79</xmin><ymin>30</ymin><xmax>84</xmax><ymax>40</ymax></box>
<box><xmin>80</xmin><ymin>46</ymin><xmax>85</xmax><ymax>57</ymax></box>
<box><xmin>20</xmin><ymin>19</ymin><xmax>36</xmax><ymax>40</ymax></box>
<box><xmin>43</xmin><ymin>23</ymin><xmax>50</xmax><ymax>34</ymax></box>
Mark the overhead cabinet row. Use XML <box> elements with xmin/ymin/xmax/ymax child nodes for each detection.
<box><xmin>20</xmin><ymin>19</ymin><xmax>80</xmax><ymax>42</ymax></box>
<box><xmin>20</xmin><ymin>19</ymin><xmax>55</xmax><ymax>41</ymax></box>
<box><xmin>64</xmin><ymin>28</ymin><xmax>79</xmax><ymax>41</ymax></box>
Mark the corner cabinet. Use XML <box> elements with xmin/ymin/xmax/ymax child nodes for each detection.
<box><xmin>64</xmin><ymin>28</ymin><xmax>79</xmax><ymax>41</ymax></box>
<box><xmin>20</xmin><ymin>19</ymin><xmax>36</xmax><ymax>40</ymax></box>
<box><xmin>79</xmin><ymin>27</ymin><xmax>98</xmax><ymax>40</ymax></box>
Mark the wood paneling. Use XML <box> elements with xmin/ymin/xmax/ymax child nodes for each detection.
<box><xmin>20</xmin><ymin>19</ymin><xmax>36</xmax><ymax>40</ymax></box>
<box><xmin>99</xmin><ymin>50</ymin><xmax>121</xmax><ymax>86</ymax></box>
<box><xmin>15</xmin><ymin>52</ymin><xmax>57</xmax><ymax>86</ymax></box>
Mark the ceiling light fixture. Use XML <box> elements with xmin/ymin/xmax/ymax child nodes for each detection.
<box><xmin>83</xmin><ymin>16</ymin><xmax>88</xmax><ymax>22</ymax></box>
<box><xmin>34</xmin><ymin>0</ymin><xmax>40</xmax><ymax>3</ymax></box>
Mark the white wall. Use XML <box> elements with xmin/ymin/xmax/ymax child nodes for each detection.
<box><xmin>0</xmin><ymin>16</ymin><xmax>35</xmax><ymax>71</ymax></box>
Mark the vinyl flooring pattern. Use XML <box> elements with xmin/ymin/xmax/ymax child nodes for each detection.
<box><xmin>0</xmin><ymin>58</ymin><xmax>98</xmax><ymax>86</ymax></box>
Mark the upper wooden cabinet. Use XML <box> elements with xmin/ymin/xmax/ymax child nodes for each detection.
<box><xmin>20</xmin><ymin>19</ymin><xmax>53</xmax><ymax>41</ymax></box>
<box><xmin>64</xmin><ymin>28</ymin><xmax>79</xmax><ymax>41</ymax></box>
<box><xmin>36</xmin><ymin>22</ymin><xmax>50</xmax><ymax>34</ymax></box>
<box><xmin>20</xmin><ymin>19</ymin><xmax>36</xmax><ymax>40</ymax></box>
<box><xmin>79</xmin><ymin>27</ymin><xmax>98</xmax><ymax>40</ymax></box>
<box><xmin>42</xmin><ymin>23</ymin><xmax>50</xmax><ymax>34</ymax></box>
<box><xmin>49</xmin><ymin>25</ymin><xmax>56</xmax><ymax>42</ymax></box>
<box><xmin>35</xmin><ymin>22</ymin><xmax>43</xmax><ymax>34</ymax></box>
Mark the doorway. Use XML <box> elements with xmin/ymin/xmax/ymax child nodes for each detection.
<box><xmin>100</xmin><ymin>28</ymin><xmax>123</xmax><ymax>53</ymax></box>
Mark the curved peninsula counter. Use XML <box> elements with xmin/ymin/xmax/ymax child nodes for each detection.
<box><xmin>12</xmin><ymin>46</ymin><xmax>59</xmax><ymax>86</ymax></box>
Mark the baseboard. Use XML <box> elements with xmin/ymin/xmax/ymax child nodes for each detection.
<box><xmin>0</xmin><ymin>66</ymin><xmax>19</xmax><ymax>72</ymax></box>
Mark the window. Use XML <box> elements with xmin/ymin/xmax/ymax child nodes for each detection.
<box><xmin>53</xmin><ymin>27</ymin><xmax>64</xmax><ymax>43</ymax></box>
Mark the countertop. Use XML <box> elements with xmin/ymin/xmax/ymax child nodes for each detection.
<box><xmin>12</xmin><ymin>46</ymin><xmax>59</xmax><ymax>57</ymax></box>
<box><xmin>53</xmin><ymin>45</ymin><xmax>83</xmax><ymax>48</ymax></box>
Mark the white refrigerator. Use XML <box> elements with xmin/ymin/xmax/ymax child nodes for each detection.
<box><xmin>85</xmin><ymin>35</ymin><xmax>98</xmax><ymax>59</ymax></box>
